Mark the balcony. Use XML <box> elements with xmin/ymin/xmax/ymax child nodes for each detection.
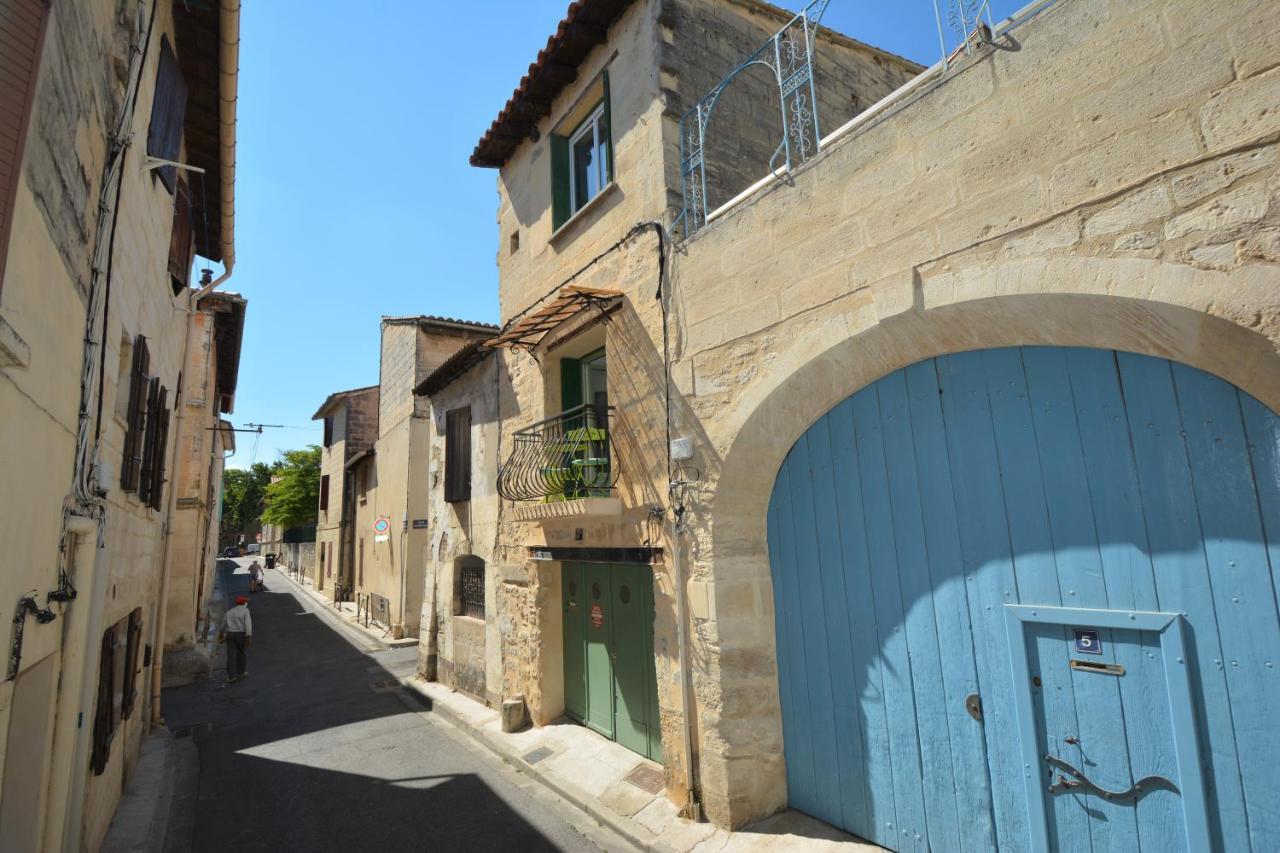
<box><xmin>497</xmin><ymin>404</ymin><xmax>621</xmax><ymax>520</ymax></box>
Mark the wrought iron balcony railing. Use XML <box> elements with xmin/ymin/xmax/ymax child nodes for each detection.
<box><xmin>497</xmin><ymin>404</ymin><xmax>618</xmax><ymax>502</ymax></box>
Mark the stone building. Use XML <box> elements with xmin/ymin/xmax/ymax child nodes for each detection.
<box><xmin>458</xmin><ymin>0</ymin><xmax>1280</xmax><ymax>849</ymax></box>
<box><xmin>321</xmin><ymin>315</ymin><xmax>496</xmax><ymax>639</ymax></box>
<box><xmin>413</xmin><ymin>342</ymin><xmax>503</xmax><ymax>705</ymax></box>
<box><xmin>0</xmin><ymin>1</ymin><xmax>240</xmax><ymax>850</ymax></box>
<box><xmin>160</xmin><ymin>290</ymin><xmax>246</xmax><ymax>682</ymax></box>
<box><xmin>311</xmin><ymin>384</ymin><xmax>379</xmax><ymax>595</ymax></box>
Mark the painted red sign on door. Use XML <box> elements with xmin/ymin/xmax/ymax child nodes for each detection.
<box><xmin>590</xmin><ymin>603</ymin><xmax>604</xmax><ymax>629</ymax></box>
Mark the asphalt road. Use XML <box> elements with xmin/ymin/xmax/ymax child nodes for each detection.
<box><xmin>162</xmin><ymin>560</ymin><xmax>630</xmax><ymax>853</ymax></box>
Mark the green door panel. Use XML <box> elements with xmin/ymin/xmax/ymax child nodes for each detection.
<box><xmin>643</xmin><ymin>574</ymin><xmax>663</xmax><ymax>762</ymax></box>
<box><xmin>584</xmin><ymin>563</ymin><xmax>614</xmax><ymax>738</ymax></box>
<box><xmin>611</xmin><ymin>564</ymin><xmax>651</xmax><ymax>757</ymax></box>
<box><xmin>562</xmin><ymin>562</ymin><xmax>586</xmax><ymax>722</ymax></box>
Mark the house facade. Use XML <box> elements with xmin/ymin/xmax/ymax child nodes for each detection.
<box><xmin>312</xmin><ymin>384</ymin><xmax>379</xmax><ymax>595</ymax></box>
<box><xmin>321</xmin><ymin>315</ymin><xmax>497</xmax><ymax>639</ymax></box>
<box><xmin>0</xmin><ymin>0</ymin><xmax>240</xmax><ymax>850</ymax></box>
<box><xmin>160</xmin><ymin>290</ymin><xmax>246</xmax><ymax>683</ymax></box>
<box><xmin>455</xmin><ymin>0</ymin><xmax>1280</xmax><ymax>849</ymax></box>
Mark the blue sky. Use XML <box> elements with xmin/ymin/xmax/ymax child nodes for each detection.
<box><xmin>222</xmin><ymin>0</ymin><xmax>1022</xmax><ymax>469</ymax></box>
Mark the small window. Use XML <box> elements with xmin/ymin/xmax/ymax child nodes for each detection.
<box><xmin>121</xmin><ymin>336</ymin><xmax>150</xmax><ymax>492</ymax></box>
<box><xmin>509</xmin><ymin>230</ymin><xmax>520</xmax><ymax>254</ymax></box>
<box><xmin>121</xmin><ymin>608</ymin><xmax>143</xmax><ymax>718</ymax></box>
<box><xmin>90</xmin><ymin>623</ymin><xmax>120</xmax><ymax>775</ymax></box>
<box><xmin>550</xmin><ymin>72</ymin><xmax>613</xmax><ymax>231</ymax></box>
<box><xmin>168</xmin><ymin>182</ymin><xmax>193</xmax><ymax>294</ymax></box>
<box><xmin>147</xmin><ymin>36</ymin><xmax>188</xmax><ymax>192</ymax></box>
<box><xmin>322</xmin><ymin>416</ymin><xmax>334</xmax><ymax>448</ymax></box>
<box><xmin>569</xmin><ymin>103</ymin><xmax>609</xmax><ymax>214</ymax></box>
<box><xmin>319</xmin><ymin>474</ymin><xmax>330</xmax><ymax>512</ymax></box>
<box><xmin>138</xmin><ymin>382</ymin><xmax>170</xmax><ymax>511</ymax></box>
<box><xmin>444</xmin><ymin>407</ymin><xmax>472</xmax><ymax>503</ymax></box>
<box><xmin>357</xmin><ymin>464</ymin><xmax>368</xmax><ymax>504</ymax></box>
<box><xmin>457</xmin><ymin>557</ymin><xmax>485</xmax><ymax>620</ymax></box>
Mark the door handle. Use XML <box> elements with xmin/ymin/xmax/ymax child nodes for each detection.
<box><xmin>1045</xmin><ymin>754</ymin><xmax>1179</xmax><ymax>802</ymax></box>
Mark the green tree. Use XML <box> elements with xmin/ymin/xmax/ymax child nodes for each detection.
<box><xmin>220</xmin><ymin>461</ymin><xmax>276</xmax><ymax>545</ymax></box>
<box><xmin>260</xmin><ymin>446</ymin><xmax>322</xmax><ymax>528</ymax></box>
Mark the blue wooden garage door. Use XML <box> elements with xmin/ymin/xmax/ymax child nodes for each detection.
<box><xmin>766</xmin><ymin>347</ymin><xmax>1280</xmax><ymax>853</ymax></box>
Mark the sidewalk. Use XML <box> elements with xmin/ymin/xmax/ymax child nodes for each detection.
<box><xmin>273</xmin><ymin>564</ymin><xmax>879</xmax><ymax>852</ymax></box>
<box><xmin>271</xmin><ymin>564</ymin><xmax>418</xmax><ymax>650</ymax></box>
<box><xmin>399</xmin><ymin>677</ymin><xmax>880</xmax><ymax>853</ymax></box>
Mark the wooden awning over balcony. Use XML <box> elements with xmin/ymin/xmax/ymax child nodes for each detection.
<box><xmin>486</xmin><ymin>286</ymin><xmax>621</xmax><ymax>349</ymax></box>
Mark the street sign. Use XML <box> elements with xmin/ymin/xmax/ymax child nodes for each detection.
<box><xmin>373</xmin><ymin>516</ymin><xmax>390</xmax><ymax>534</ymax></box>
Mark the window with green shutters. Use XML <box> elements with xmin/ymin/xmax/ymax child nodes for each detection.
<box><xmin>551</xmin><ymin>72</ymin><xmax>613</xmax><ymax>232</ymax></box>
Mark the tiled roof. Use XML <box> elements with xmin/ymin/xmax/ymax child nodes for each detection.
<box><xmin>471</xmin><ymin>0</ymin><xmax>633</xmax><ymax>168</ymax></box>
<box><xmin>414</xmin><ymin>340</ymin><xmax>493</xmax><ymax>397</ymax></box>
<box><xmin>381</xmin><ymin>315</ymin><xmax>500</xmax><ymax>332</ymax></box>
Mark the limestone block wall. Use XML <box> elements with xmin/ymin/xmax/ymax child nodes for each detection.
<box><xmin>660</xmin><ymin>0</ymin><xmax>1280</xmax><ymax>828</ymax></box>
<box><xmin>658</xmin><ymin>0</ymin><xmax>922</xmax><ymax>213</ymax></box>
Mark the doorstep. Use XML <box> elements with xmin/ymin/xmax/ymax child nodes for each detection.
<box><xmin>399</xmin><ymin>676</ymin><xmax>884</xmax><ymax>853</ymax></box>
<box><xmin>270</xmin><ymin>569</ymin><xmax>418</xmax><ymax>649</ymax></box>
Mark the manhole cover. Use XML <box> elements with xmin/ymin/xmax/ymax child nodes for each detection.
<box><xmin>522</xmin><ymin>746</ymin><xmax>554</xmax><ymax>765</ymax></box>
<box><xmin>624</xmin><ymin>763</ymin><xmax>664</xmax><ymax>795</ymax></box>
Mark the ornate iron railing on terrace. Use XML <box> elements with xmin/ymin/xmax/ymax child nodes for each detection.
<box><xmin>497</xmin><ymin>404</ymin><xmax>618</xmax><ymax>502</ymax></box>
<box><xmin>675</xmin><ymin>0</ymin><xmax>1010</xmax><ymax>240</ymax></box>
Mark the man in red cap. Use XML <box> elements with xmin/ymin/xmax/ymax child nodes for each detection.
<box><xmin>220</xmin><ymin>595</ymin><xmax>253</xmax><ymax>682</ymax></box>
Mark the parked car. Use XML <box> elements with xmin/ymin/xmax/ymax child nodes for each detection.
<box><xmin>246</xmin><ymin>544</ymin><xmax>261</xmax><ymax>556</ymax></box>
<box><xmin>222</xmin><ymin>546</ymin><xmax>240</xmax><ymax>558</ymax></box>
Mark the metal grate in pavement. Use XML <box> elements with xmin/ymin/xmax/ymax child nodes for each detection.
<box><xmin>623</xmin><ymin>762</ymin><xmax>664</xmax><ymax>795</ymax></box>
<box><xmin>522</xmin><ymin>746</ymin><xmax>554</xmax><ymax>765</ymax></box>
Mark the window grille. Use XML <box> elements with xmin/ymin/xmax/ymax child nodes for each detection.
<box><xmin>460</xmin><ymin>561</ymin><xmax>485</xmax><ymax>620</ymax></box>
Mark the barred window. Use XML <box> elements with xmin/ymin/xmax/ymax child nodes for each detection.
<box><xmin>458</xmin><ymin>557</ymin><xmax>484</xmax><ymax>620</ymax></box>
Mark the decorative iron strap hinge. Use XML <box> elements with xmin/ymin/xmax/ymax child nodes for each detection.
<box><xmin>1045</xmin><ymin>754</ymin><xmax>1179</xmax><ymax>802</ymax></box>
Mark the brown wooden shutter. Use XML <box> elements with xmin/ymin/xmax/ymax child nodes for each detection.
<box><xmin>319</xmin><ymin>474</ymin><xmax>330</xmax><ymax>512</ymax></box>
<box><xmin>167</xmin><ymin>182</ymin><xmax>193</xmax><ymax>292</ymax></box>
<box><xmin>148</xmin><ymin>387</ymin><xmax>170</xmax><ymax>510</ymax></box>
<box><xmin>0</xmin><ymin>0</ymin><xmax>49</xmax><ymax>294</ymax></box>
<box><xmin>121</xmin><ymin>337</ymin><xmax>150</xmax><ymax>492</ymax></box>
<box><xmin>444</xmin><ymin>407</ymin><xmax>471</xmax><ymax>503</ymax></box>
<box><xmin>120</xmin><ymin>609</ymin><xmax>143</xmax><ymax>718</ymax></box>
<box><xmin>147</xmin><ymin>36</ymin><xmax>187</xmax><ymax>192</ymax></box>
<box><xmin>138</xmin><ymin>378</ymin><xmax>161</xmax><ymax>506</ymax></box>
<box><xmin>90</xmin><ymin>626</ymin><xmax>116</xmax><ymax>776</ymax></box>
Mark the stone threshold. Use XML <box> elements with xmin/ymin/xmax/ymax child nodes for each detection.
<box><xmin>399</xmin><ymin>676</ymin><xmax>884</xmax><ymax>853</ymax></box>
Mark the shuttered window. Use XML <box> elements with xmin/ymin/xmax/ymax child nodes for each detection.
<box><xmin>444</xmin><ymin>407</ymin><xmax>471</xmax><ymax>503</ymax></box>
<box><xmin>168</xmin><ymin>182</ymin><xmax>193</xmax><ymax>293</ymax></box>
<box><xmin>319</xmin><ymin>474</ymin><xmax>330</xmax><ymax>512</ymax></box>
<box><xmin>136</xmin><ymin>381</ymin><xmax>169</xmax><ymax>510</ymax></box>
<box><xmin>120</xmin><ymin>608</ymin><xmax>143</xmax><ymax>718</ymax></box>
<box><xmin>0</xmin><ymin>0</ymin><xmax>50</xmax><ymax>293</ymax></box>
<box><xmin>121</xmin><ymin>337</ymin><xmax>150</xmax><ymax>492</ymax></box>
<box><xmin>90</xmin><ymin>625</ymin><xmax>117</xmax><ymax>776</ymax></box>
<box><xmin>147</xmin><ymin>36</ymin><xmax>187</xmax><ymax>192</ymax></box>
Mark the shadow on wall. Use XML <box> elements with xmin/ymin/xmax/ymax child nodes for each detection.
<box><xmin>764</xmin><ymin>345</ymin><xmax>1280</xmax><ymax>851</ymax></box>
<box><xmin>162</xmin><ymin>575</ymin><xmax>568</xmax><ymax>852</ymax></box>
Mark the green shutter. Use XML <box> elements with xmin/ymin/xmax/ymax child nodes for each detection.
<box><xmin>551</xmin><ymin>134</ymin><xmax>570</xmax><ymax>231</ymax></box>
<box><xmin>560</xmin><ymin>357</ymin><xmax>582</xmax><ymax>411</ymax></box>
<box><xmin>601</xmin><ymin>70</ymin><xmax>613</xmax><ymax>184</ymax></box>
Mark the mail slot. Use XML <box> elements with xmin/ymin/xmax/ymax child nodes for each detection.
<box><xmin>1069</xmin><ymin>659</ymin><xmax>1125</xmax><ymax>676</ymax></box>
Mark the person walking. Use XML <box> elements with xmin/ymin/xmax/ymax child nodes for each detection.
<box><xmin>248</xmin><ymin>560</ymin><xmax>266</xmax><ymax>593</ymax></box>
<box><xmin>220</xmin><ymin>595</ymin><xmax>253</xmax><ymax>682</ymax></box>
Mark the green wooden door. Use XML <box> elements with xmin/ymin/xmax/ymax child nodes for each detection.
<box><xmin>562</xmin><ymin>562</ymin><xmax>661</xmax><ymax>761</ymax></box>
<box><xmin>611</xmin><ymin>564</ymin><xmax>662</xmax><ymax>761</ymax></box>
<box><xmin>562</xmin><ymin>562</ymin><xmax>586</xmax><ymax>721</ymax></box>
<box><xmin>583</xmin><ymin>563</ymin><xmax>614</xmax><ymax>738</ymax></box>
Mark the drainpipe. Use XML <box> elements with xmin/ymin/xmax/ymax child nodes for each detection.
<box><xmin>47</xmin><ymin>513</ymin><xmax>112</xmax><ymax>852</ymax></box>
<box><xmin>670</xmin><ymin>518</ymin><xmax>702</xmax><ymax>821</ymax></box>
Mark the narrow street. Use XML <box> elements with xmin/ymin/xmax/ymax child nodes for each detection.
<box><xmin>161</xmin><ymin>561</ymin><xmax>633</xmax><ymax>853</ymax></box>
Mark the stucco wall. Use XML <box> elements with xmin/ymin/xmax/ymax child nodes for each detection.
<box><xmin>0</xmin><ymin>1</ymin><xmax>224</xmax><ymax>849</ymax></box>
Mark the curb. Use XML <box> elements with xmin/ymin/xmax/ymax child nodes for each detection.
<box><xmin>399</xmin><ymin>676</ymin><xmax>677</xmax><ymax>853</ymax></box>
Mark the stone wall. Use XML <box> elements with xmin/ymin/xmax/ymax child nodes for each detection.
<box><xmin>664</xmin><ymin>0</ymin><xmax>1280</xmax><ymax>828</ymax></box>
<box><xmin>658</xmin><ymin>0</ymin><xmax>922</xmax><ymax>213</ymax></box>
